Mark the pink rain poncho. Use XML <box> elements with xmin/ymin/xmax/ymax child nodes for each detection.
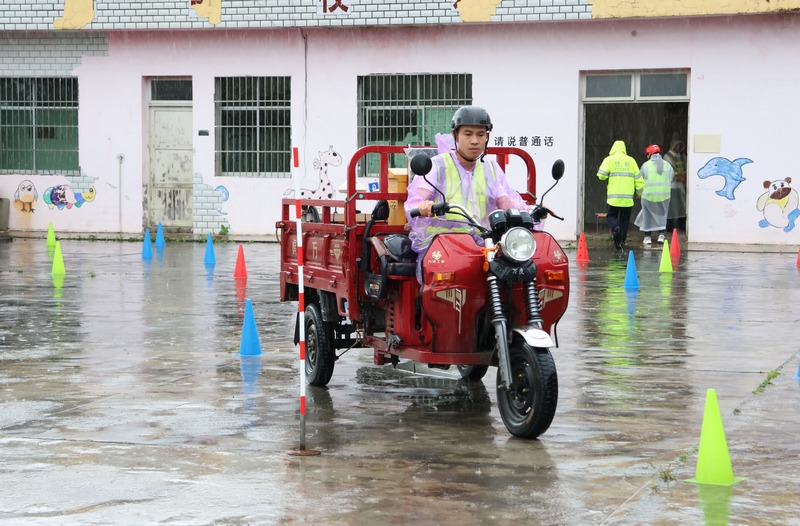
<box><xmin>404</xmin><ymin>151</ymin><xmax>532</xmax><ymax>256</ymax></box>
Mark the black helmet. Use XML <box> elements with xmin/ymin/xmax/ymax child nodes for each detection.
<box><xmin>451</xmin><ymin>106</ymin><xmax>493</xmax><ymax>132</ymax></box>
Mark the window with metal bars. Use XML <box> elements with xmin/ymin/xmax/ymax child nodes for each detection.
<box><xmin>214</xmin><ymin>76</ymin><xmax>291</xmax><ymax>177</ymax></box>
<box><xmin>357</xmin><ymin>73</ymin><xmax>472</xmax><ymax>174</ymax></box>
<box><xmin>0</xmin><ymin>78</ymin><xmax>79</xmax><ymax>174</ymax></box>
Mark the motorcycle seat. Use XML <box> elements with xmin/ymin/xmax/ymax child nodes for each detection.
<box><xmin>383</xmin><ymin>234</ymin><xmax>415</xmax><ymax>261</ymax></box>
<box><xmin>366</xmin><ymin>234</ymin><xmax>416</xmax><ymax>282</ymax></box>
<box><xmin>381</xmin><ymin>234</ymin><xmax>416</xmax><ymax>277</ymax></box>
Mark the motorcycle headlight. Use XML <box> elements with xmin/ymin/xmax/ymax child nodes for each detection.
<box><xmin>499</xmin><ymin>227</ymin><xmax>536</xmax><ymax>262</ymax></box>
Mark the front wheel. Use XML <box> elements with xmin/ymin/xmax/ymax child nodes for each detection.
<box><xmin>496</xmin><ymin>338</ymin><xmax>558</xmax><ymax>439</ymax></box>
<box><xmin>305</xmin><ymin>303</ymin><xmax>336</xmax><ymax>387</ymax></box>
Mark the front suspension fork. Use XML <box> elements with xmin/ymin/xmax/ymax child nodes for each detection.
<box><xmin>491</xmin><ymin>277</ymin><xmax>544</xmax><ymax>389</ymax></box>
<box><xmin>525</xmin><ymin>281</ymin><xmax>543</xmax><ymax>329</ymax></box>
<box><xmin>488</xmin><ymin>275</ymin><xmax>513</xmax><ymax>390</ymax></box>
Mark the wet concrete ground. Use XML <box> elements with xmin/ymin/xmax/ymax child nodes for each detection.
<box><xmin>1</xmin><ymin>236</ymin><xmax>799</xmax><ymax>525</ymax></box>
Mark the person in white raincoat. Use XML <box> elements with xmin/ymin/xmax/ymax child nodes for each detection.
<box><xmin>634</xmin><ymin>144</ymin><xmax>673</xmax><ymax>246</ymax></box>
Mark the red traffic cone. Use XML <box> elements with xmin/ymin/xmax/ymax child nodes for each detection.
<box><xmin>796</xmin><ymin>246</ymin><xmax>800</xmax><ymax>269</ymax></box>
<box><xmin>235</xmin><ymin>277</ymin><xmax>247</xmax><ymax>304</ymax></box>
<box><xmin>576</xmin><ymin>232</ymin><xmax>590</xmax><ymax>263</ymax></box>
<box><xmin>234</xmin><ymin>244</ymin><xmax>248</xmax><ymax>279</ymax></box>
<box><xmin>670</xmin><ymin>229</ymin><xmax>681</xmax><ymax>260</ymax></box>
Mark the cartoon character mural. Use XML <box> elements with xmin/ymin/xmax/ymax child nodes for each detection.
<box><xmin>453</xmin><ymin>0</ymin><xmax>503</xmax><ymax>22</ymax></box>
<box><xmin>74</xmin><ymin>187</ymin><xmax>96</xmax><ymax>207</ymax></box>
<box><xmin>14</xmin><ymin>180</ymin><xmax>38</xmax><ymax>213</ymax></box>
<box><xmin>283</xmin><ymin>146</ymin><xmax>343</xmax><ymax>199</ymax></box>
<box><xmin>191</xmin><ymin>0</ymin><xmax>222</xmax><ymax>25</ymax></box>
<box><xmin>697</xmin><ymin>157</ymin><xmax>753</xmax><ymax>200</ymax></box>
<box><xmin>191</xmin><ymin>172</ymin><xmax>230</xmax><ymax>233</ymax></box>
<box><xmin>53</xmin><ymin>0</ymin><xmax>95</xmax><ymax>29</ymax></box>
<box><xmin>215</xmin><ymin>185</ymin><xmax>230</xmax><ymax>215</ymax></box>
<box><xmin>43</xmin><ymin>184</ymin><xmax>96</xmax><ymax>210</ymax></box>
<box><xmin>756</xmin><ymin>178</ymin><xmax>800</xmax><ymax>232</ymax></box>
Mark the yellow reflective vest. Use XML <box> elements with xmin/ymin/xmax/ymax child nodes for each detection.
<box><xmin>426</xmin><ymin>154</ymin><xmax>489</xmax><ymax>236</ymax></box>
<box><xmin>640</xmin><ymin>153</ymin><xmax>673</xmax><ymax>203</ymax></box>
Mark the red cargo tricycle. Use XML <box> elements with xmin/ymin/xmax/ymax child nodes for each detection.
<box><xmin>277</xmin><ymin>146</ymin><xmax>569</xmax><ymax>438</ymax></box>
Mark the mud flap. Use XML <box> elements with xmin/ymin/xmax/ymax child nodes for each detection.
<box><xmin>293</xmin><ymin>311</ymin><xmax>300</xmax><ymax>345</ymax></box>
<box><xmin>512</xmin><ymin>327</ymin><xmax>554</xmax><ymax>348</ymax></box>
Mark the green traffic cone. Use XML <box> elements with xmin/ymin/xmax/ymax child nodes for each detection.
<box><xmin>685</xmin><ymin>389</ymin><xmax>745</xmax><ymax>486</ymax></box>
<box><xmin>46</xmin><ymin>222</ymin><xmax>56</xmax><ymax>247</ymax></box>
<box><xmin>52</xmin><ymin>241</ymin><xmax>66</xmax><ymax>276</ymax></box>
<box><xmin>659</xmin><ymin>240</ymin><xmax>673</xmax><ymax>273</ymax></box>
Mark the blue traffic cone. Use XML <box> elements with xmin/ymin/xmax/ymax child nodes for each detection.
<box><xmin>204</xmin><ymin>233</ymin><xmax>215</xmax><ymax>266</ymax></box>
<box><xmin>142</xmin><ymin>229</ymin><xmax>153</xmax><ymax>260</ymax></box>
<box><xmin>793</xmin><ymin>363</ymin><xmax>800</xmax><ymax>381</ymax></box>
<box><xmin>623</xmin><ymin>250</ymin><xmax>639</xmax><ymax>289</ymax></box>
<box><xmin>240</xmin><ymin>354</ymin><xmax>262</xmax><ymax>395</ymax></box>
<box><xmin>239</xmin><ymin>299</ymin><xmax>262</xmax><ymax>356</ymax></box>
<box><xmin>625</xmin><ymin>289</ymin><xmax>638</xmax><ymax>316</ymax></box>
<box><xmin>155</xmin><ymin>222</ymin><xmax>166</xmax><ymax>248</ymax></box>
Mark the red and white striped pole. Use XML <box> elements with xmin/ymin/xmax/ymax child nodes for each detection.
<box><xmin>289</xmin><ymin>146</ymin><xmax>320</xmax><ymax>456</ymax></box>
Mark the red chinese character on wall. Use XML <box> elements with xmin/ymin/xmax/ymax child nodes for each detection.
<box><xmin>322</xmin><ymin>0</ymin><xmax>349</xmax><ymax>13</ymax></box>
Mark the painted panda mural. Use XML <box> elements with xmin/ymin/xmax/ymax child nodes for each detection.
<box><xmin>756</xmin><ymin>177</ymin><xmax>800</xmax><ymax>232</ymax></box>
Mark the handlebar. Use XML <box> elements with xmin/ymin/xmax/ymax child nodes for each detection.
<box><xmin>412</xmin><ymin>202</ymin><xmax>561</xmax><ymax>224</ymax></box>
<box><xmin>409</xmin><ymin>203</ymin><xmax>448</xmax><ymax>218</ymax></box>
<box><xmin>408</xmin><ymin>203</ymin><xmax>489</xmax><ymax>237</ymax></box>
<box><xmin>533</xmin><ymin>205</ymin><xmax>564</xmax><ymax>222</ymax></box>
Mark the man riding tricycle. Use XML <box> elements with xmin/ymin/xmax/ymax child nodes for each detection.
<box><xmin>277</xmin><ymin>106</ymin><xmax>570</xmax><ymax>439</ymax></box>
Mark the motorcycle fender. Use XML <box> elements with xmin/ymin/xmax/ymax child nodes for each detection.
<box><xmin>512</xmin><ymin>327</ymin><xmax>553</xmax><ymax>349</ymax></box>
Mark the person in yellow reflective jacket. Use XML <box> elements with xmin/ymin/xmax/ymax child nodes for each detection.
<box><xmin>634</xmin><ymin>144</ymin><xmax>673</xmax><ymax>246</ymax></box>
<box><xmin>597</xmin><ymin>140</ymin><xmax>643</xmax><ymax>250</ymax></box>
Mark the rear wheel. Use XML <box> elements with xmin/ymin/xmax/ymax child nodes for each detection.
<box><xmin>496</xmin><ymin>338</ymin><xmax>558</xmax><ymax>439</ymax></box>
<box><xmin>305</xmin><ymin>303</ymin><xmax>336</xmax><ymax>387</ymax></box>
<box><xmin>457</xmin><ymin>365</ymin><xmax>489</xmax><ymax>382</ymax></box>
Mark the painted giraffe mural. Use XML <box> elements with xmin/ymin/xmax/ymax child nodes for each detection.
<box><xmin>284</xmin><ymin>146</ymin><xmax>343</xmax><ymax>199</ymax></box>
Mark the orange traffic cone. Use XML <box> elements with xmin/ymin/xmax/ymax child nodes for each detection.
<box><xmin>234</xmin><ymin>244</ymin><xmax>248</xmax><ymax>279</ymax></box>
<box><xmin>576</xmin><ymin>232</ymin><xmax>590</xmax><ymax>263</ymax></box>
<box><xmin>670</xmin><ymin>229</ymin><xmax>681</xmax><ymax>260</ymax></box>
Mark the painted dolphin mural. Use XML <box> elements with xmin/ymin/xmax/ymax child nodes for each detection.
<box><xmin>697</xmin><ymin>157</ymin><xmax>753</xmax><ymax>200</ymax></box>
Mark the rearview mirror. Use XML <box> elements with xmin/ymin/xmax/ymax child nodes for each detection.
<box><xmin>410</xmin><ymin>155</ymin><xmax>433</xmax><ymax>176</ymax></box>
<box><xmin>551</xmin><ymin>159</ymin><xmax>565</xmax><ymax>181</ymax></box>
